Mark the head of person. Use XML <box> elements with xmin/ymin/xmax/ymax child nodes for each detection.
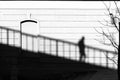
<box><xmin>82</xmin><ymin>36</ymin><xmax>85</xmax><ymax>41</ymax></box>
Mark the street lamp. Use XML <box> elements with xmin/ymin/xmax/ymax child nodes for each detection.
<box><xmin>20</xmin><ymin>16</ymin><xmax>39</xmax><ymax>52</ymax></box>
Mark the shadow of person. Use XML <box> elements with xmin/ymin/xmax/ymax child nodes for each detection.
<box><xmin>78</xmin><ymin>37</ymin><xmax>86</xmax><ymax>62</ymax></box>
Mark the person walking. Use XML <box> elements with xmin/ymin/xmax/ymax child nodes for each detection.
<box><xmin>78</xmin><ymin>37</ymin><xmax>86</xmax><ymax>61</ymax></box>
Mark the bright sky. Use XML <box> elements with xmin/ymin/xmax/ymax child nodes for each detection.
<box><xmin>0</xmin><ymin>1</ymin><xmax>117</xmax><ymax>8</ymax></box>
<box><xmin>0</xmin><ymin>1</ymin><xmax>119</xmax><ymax>52</ymax></box>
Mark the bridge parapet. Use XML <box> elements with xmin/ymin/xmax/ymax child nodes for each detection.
<box><xmin>0</xmin><ymin>26</ymin><xmax>117</xmax><ymax>69</ymax></box>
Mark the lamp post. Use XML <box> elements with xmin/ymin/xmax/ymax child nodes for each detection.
<box><xmin>20</xmin><ymin>19</ymin><xmax>39</xmax><ymax>52</ymax></box>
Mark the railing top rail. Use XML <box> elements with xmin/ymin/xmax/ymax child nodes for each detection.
<box><xmin>38</xmin><ymin>35</ymin><xmax>117</xmax><ymax>54</ymax></box>
<box><xmin>0</xmin><ymin>26</ymin><xmax>20</xmax><ymax>33</ymax></box>
<box><xmin>0</xmin><ymin>26</ymin><xmax>117</xmax><ymax>55</ymax></box>
<box><xmin>0</xmin><ymin>26</ymin><xmax>37</xmax><ymax>38</ymax></box>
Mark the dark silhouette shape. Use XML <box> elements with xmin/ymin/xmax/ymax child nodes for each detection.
<box><xmin>78</xmin><ymin>37</ymin><xmax>86</xmax><ymax>61</ymax></box>
<box><xmin>0</xmin><ymin>25</ymin><xmax>117</xmax><ymax>80</ymax></box>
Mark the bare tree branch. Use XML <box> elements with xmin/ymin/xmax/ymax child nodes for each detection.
<box><xmin>94</xmin><ymin>39</ymin><xmax>112</xmax><ymax>46</ymax></box>
<box><xmin>98</xmin><ymin>20</ymin><xmax>114</xmax><ymax>27</ymax></box>
<box><xmin>94</xmin><ymin>26</ymin><xmax>118</xmax><ymax>49</ymax></box>
<box><xmin>95</xmin><ymin>2</ymin><xmax>119</xmax><ymax>65</ymax></box>
<box><xmin>102</xmin><ymin>32</ymin><xmax>118</xmax><ymax>50</ymax></box>
<box><xmin>103</xmin><ymin>2</ymin><xmax>112</xmax><ymax>17</ymax></box>
<box><xmin>107</xmin><ymin>29</ymin><xmax>118</xmax><ymax>47</ymax></box>
<box><xmin>104</xmin><ymin>52</ymin><xmax>118</xmax><ymax>65</ymax></box>
<box><xmin>114</xmin><ymin>1</ymin><xmax>120</xmax><ymax>16</ymax></box>
<box><xmin>110</xmin><ymin>13</ymin><xmax>119</xmax><ymax>31</ymax></box>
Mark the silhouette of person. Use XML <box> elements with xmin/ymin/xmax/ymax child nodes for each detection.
<box><xmin>78</xmin><ymin>37</ymin><xmax>86</xmax><ymax>61</ymax></box>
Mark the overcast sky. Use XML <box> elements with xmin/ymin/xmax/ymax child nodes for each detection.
<box><xmin>0</xmin><ymin>1</ymin><xmax>119</xmax><ymax>8</ymax></box>
<box><xmin>0</xmin><ymin>1</ymin><xmax>119</xmax><ymax>51</ymax></box>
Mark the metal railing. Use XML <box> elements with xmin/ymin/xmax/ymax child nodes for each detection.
<box><xmin>0</xmin><ymin>26</ymin><xmax>117</xmax><ymax>69</ymax></box>
<box><xmin>38</xmin><ymin>35</ymin><xmax>117</xmax><ymax>69</ymax></box>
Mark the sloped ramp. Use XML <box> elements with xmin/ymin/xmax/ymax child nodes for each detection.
<box><xmin>0</xmin><ymin>43</ymin><xmax>117</xmax><ymax>80</ymax></box>
<box><xmin>73</xmin><ymin>71</ymin><xmax>96</xmax><ymax>80</ymax></box>
<box><xmin>89</xmin><ymin>70</ymin><xmax>118</xmax><ymax>80</ymax></box>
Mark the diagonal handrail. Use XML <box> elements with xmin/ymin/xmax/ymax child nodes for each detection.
<box><xmin>0</xmin><ymin>26</ymin><xmax>116</xmax><ymax>54</ymax></box>
<box><xmin>38</xmin><ymin>35</ymin><xmax>116</xmax><ymax>54</ymax></box>
<box><xmin>0</xmin><ymin>26</ymin><xmax>117</xmax><ymax>69</ymax></box>
<box><xmin>0</xmin><ymin>26</ymin><xmax>116</xmax><ymax>53</ymax></box>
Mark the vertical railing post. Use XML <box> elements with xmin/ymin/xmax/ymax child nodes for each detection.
<box><xmin>50</xmin><ymin>39</ymin><xmax>52</xmax><ymax>54</ymax></box>
<box><xmin>69</xmin><ymin>44</ymin><xmax>71</xmax><ymax>59</ymax></box>
<box><xmin>32</xmin><ymin>36</ymin><xmax>34</xmax><ymax>51</ymax></box>
<box><xmin>106</xmin><ymin>51</ymin><xmax>109</xmax><ymax>68</ymax></box>
<box><xmin>1</xmin><ymin>29</ymin><xmax>2</xmax><ymax>43</ymax></box>
<box><xmin>63</xmin><ymin>42</ymin><xmax>65</xmax><ymax>57</ymax></box>
<box><xmin>99</xmin><ymin>50</ymin><xmax>101</xmax><ymax>66</ymax></box>
<box><xmin>26</xmin><ymin>36</ymin><xmax>28</xmax><ymax>50</ymax></box>
<box><xmin>7</xmin><ymin>29</ymin><xmax>9</xmax><ymax>45</ymax></box>
<box><xmin>13</xmin><ymin>31</ymin><xmax>15</xmax><ymax>46</ymax></box>
<box><xmin>38</xmin><ymin>36</ymin><xmax>39</xmax><ymax>52</ymax></box>
<box><xmin>87</xmin><ymin>47</ymin><xmax>89</xmax><ymax>63</ymax></box>
<box><xmin>93</xmin><ymin>49</ymin><xmax>95</xmax><ymax>64</ymax></box>
<box><xmin>44</xmin><ymin>38</ymin><xmax>45</xmax><ymax>53</ymax></box>
<box><xmin>75</xmin><ymin>45</ymin><xmax>77</xmax><ymax>60</ymax></box>
<box><xmin>56</xmin><ymin>40</ymin><xmax>58</xmax><ymax>56</ymax></box>
<box><xmin>0</xmin><ymin>28</ymin><xmax>2</xmax><ymax>43</ymax></box>
<box><xmin>20</xmin><ymin>23</ymin><xmax>22</xmax><ymax>50</ymax></box>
